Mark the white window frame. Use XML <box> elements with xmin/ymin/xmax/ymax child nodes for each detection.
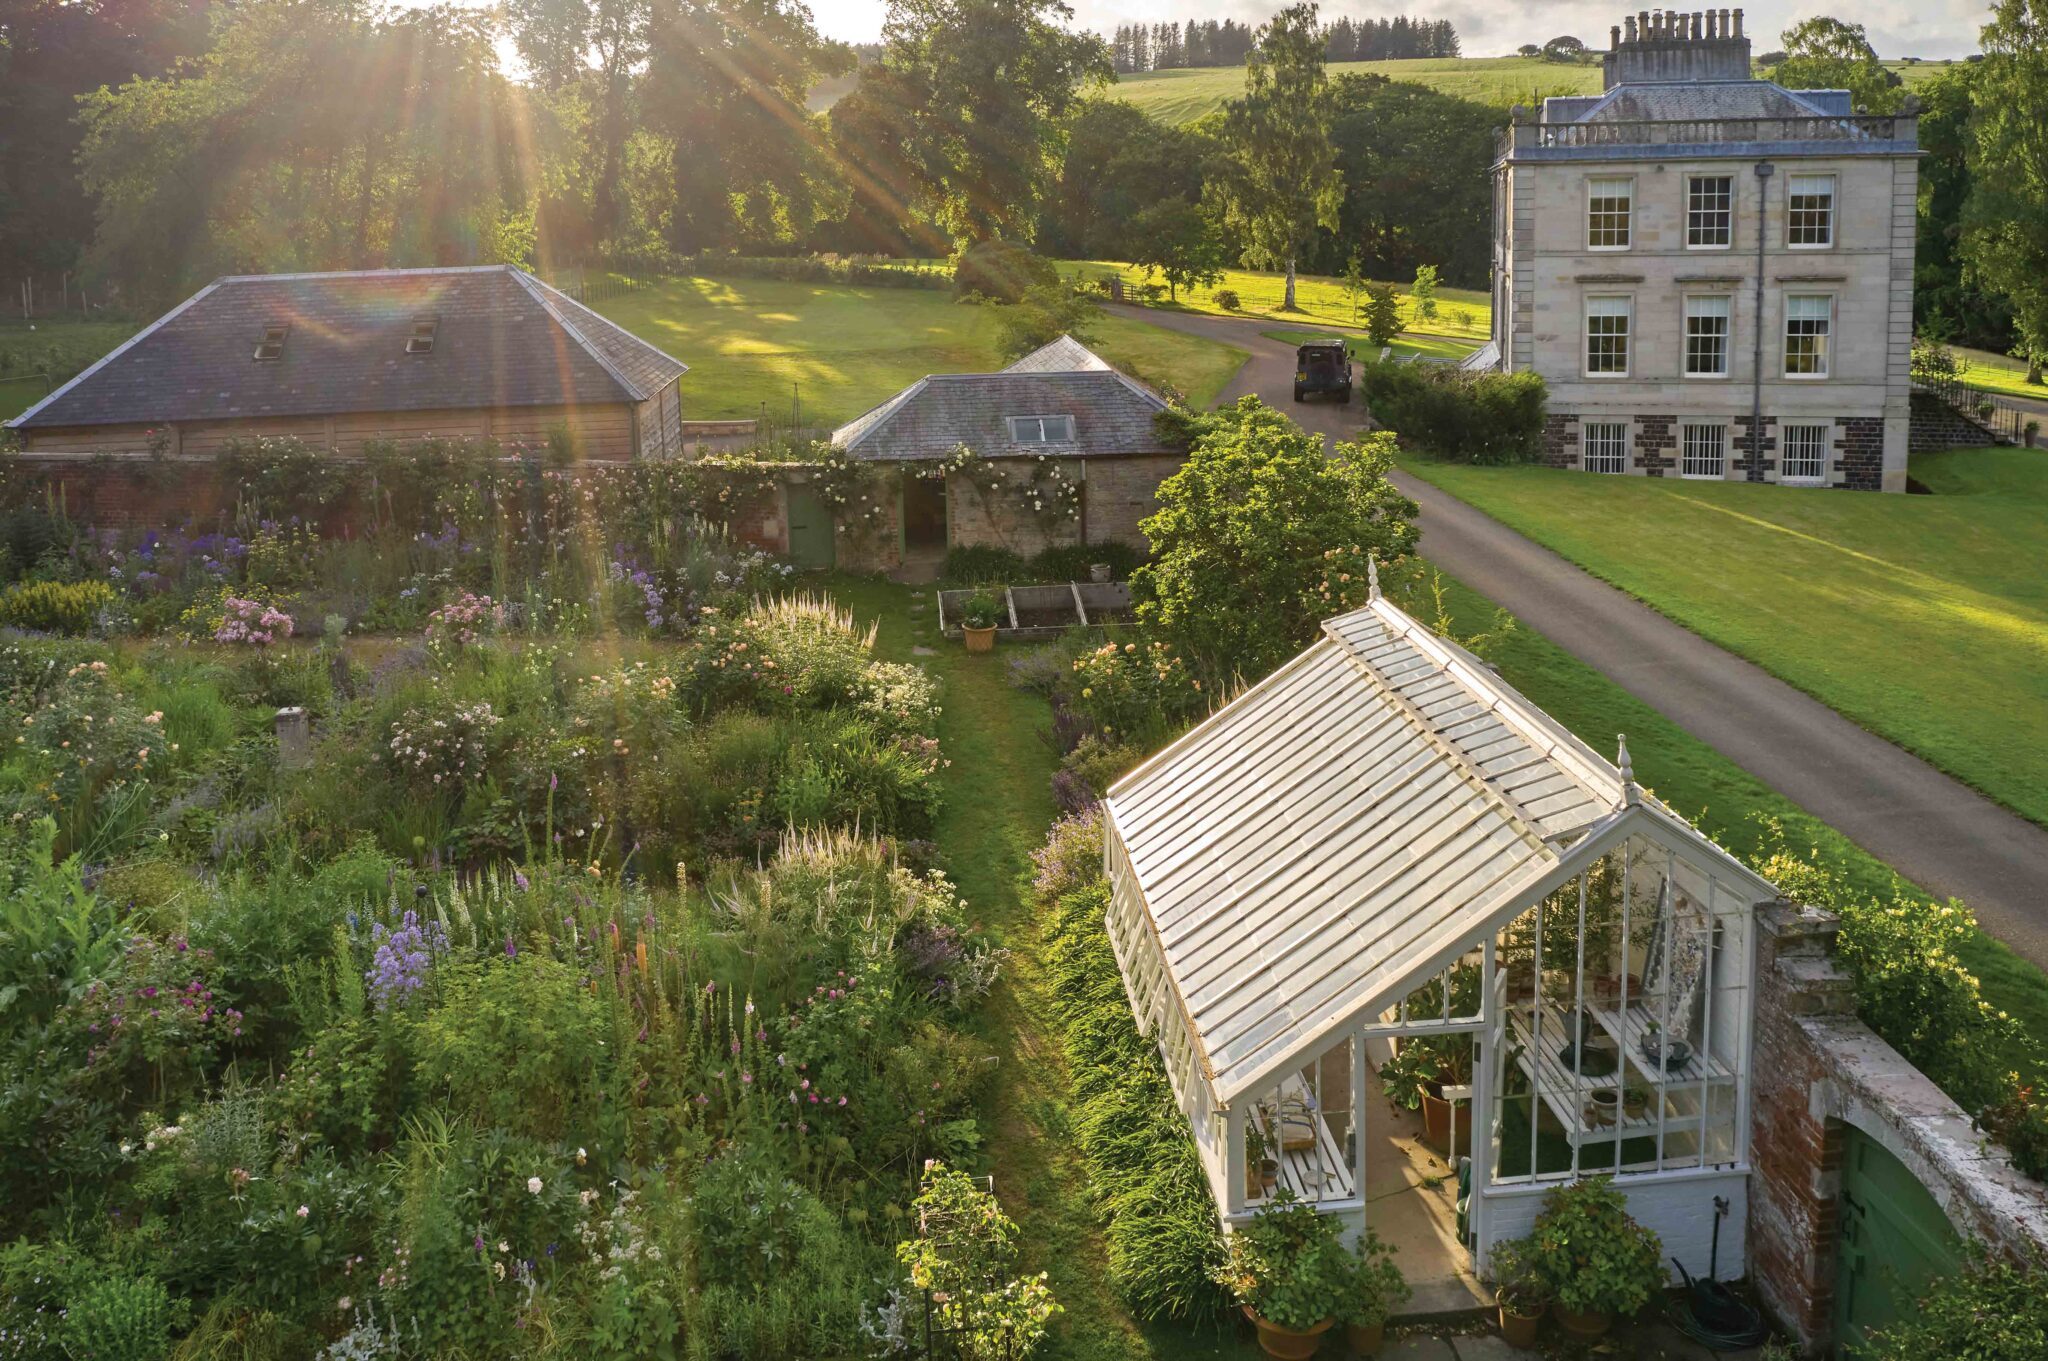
<box><xmin>406</xmin><ymin>317</ymin><xmax>440</xmax><ymax>355</ymax></box>
<box><xmin>1583</xmin><ymin>421</ymin><xmax>1629</xmax><ymax>474</ymax></box>
<box><xmin>1780</xmin><ymin>423</ymin><xmax>1830</xmax><ymax>484</ymax></box>
<box><xmin>1786</xmin><ymin>172</ymin><xmax>1836</xmax><ymax>250</ymax></box>
<box><xmin>1007</xmin><ymin>414</ymin><xmax>1076</xmax><ymax>443</ymax></box>
<box><xmin>1681</xmin><ymin>423</ymin><xmax>1728</xmax><ymax>480</ymax></box>
<box><xmin>1782</xmin><ymin>294</ymin><xmax>1834</xmax><ymax>379</ymax></box>
<box><xmin>1583</xmin><ymin>295</ymin><xmax>1633</xmax><ymax>378</ymax></box>
<box><xmin>1586</xmin><ymin>176</ymin><xmax>1634</xmax><ymax>252</ymax></box>
<box><xmin>253</xmin><ymin>324</ymin><xmax>288</xmax><ymax>362</ymax></box>
<box><xmin>1685</xmin><ymin>173</ymin><xmax>1735</xmax><ymax>250</ymax></box>
<box><xmin>1683</xmin><ymin>294</ymin><xmax>1732</xmax><ymax>379</ymax></box>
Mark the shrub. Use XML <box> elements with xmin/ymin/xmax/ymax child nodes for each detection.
<box><xmin>0</xmin><ymin>579</ymin><xmax>113</xmax><ymax>634</ymax></box>
<box><xmin>1361</xmin><ymin>283</ymin><xmax>1404</xmax><ymax>345</ymax></box>
<box><xmin>1029</xmin><ymin>540</ymin><xmax>1143</xmax><ymax>582</ymax></box>
<box><xmin>695</xmin><ymin>1149</ymin><xmax>874</xmax><ymax>1357</ymax></box>
<box><xmin>894</xmin><ymin>1162</ymin><xmax>1061</xmax><ymax>1358</ymax></box>
<box><xmin>958</xmin><ymin>589</ymin><xmax>1005</xmax><ymax>631</ymax></box>
<box><xmin>952</xmin><ymin>240</ymin><xmax>1058</xmax><ymax>303</ymax></box>
<box><xmin>1067</xmin><ymin>638</ymin><xmax>1203</xmax><ymax>744</ymax></box>
<box><xmin>943</xmin><ymin>544</ymin><xmax>1027</xmax><ymax>584</ymax></box>
<box><xmin>60</xmin><ymin>1271</ymin><xmax>188</xmax><ymax>1361</ymax></box>
<box><xmin>1358</xmin><ymin>362</ymin><xmax>1548</xmax><ymax>465</ymax></box>
<box><xmin>1861</xmin><ymin>1250</ymin><xmax>2048</xmax><ymax>1359</ymax></box>
<box><xmin>1213</xmin><ymin>288</ymin><xmax>1241</xmax><ymax>311</ymax></box>
<box><xmin>1529</xmin><ymin>1177</ymin><xmax>1665</xmax><ymax>1317</ymax></box>
<box><xmin>1341</xmin><ymin>1229</ymin><xmax>1411</xmax><ymax>1328</ymax></box>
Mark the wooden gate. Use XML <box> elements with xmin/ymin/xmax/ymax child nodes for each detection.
<box><xmin>785</xmin><ymin>483</ymin><xmax>836</xmax><ymax>571</ymax></box>
<box><xmin>1832</xmin><ymin>1125</ymin><xmax>1961</xmax><ymax>1354</ymax></box>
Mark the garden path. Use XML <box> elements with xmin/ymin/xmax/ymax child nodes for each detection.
<box><xmin>1110</xmin><ymin>306</ymin><xmax>2048</xmax><ymax>969</ymax></box>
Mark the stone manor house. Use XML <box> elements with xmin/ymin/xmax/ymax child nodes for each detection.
<box><xmin>1484</xmin><ymin>10</ymin><xmax>1919</xmax><ymax>490</ymax></box>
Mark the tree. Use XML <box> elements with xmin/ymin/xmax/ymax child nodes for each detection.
<box><xmin>1410</xmin><ymin>264</ymin><xmax>1440</xmax><ymax>322</ymax></box>
<box><xmin>76</xmin><ymin>1</ymin><xmax>534</xmax><ymax>306</ymax></box>
<box><xmin>989</xmin><ymin>279</ymin><xmax>1101</xmax><ymax>359</ymax></box>
<box><xmin>1913</xmin><ymin>64</ymin><xmax>2014</xmax><ymax>352</ymax></box>
<box><xmin>1326</xmin><ymin>74</ymin><xmax>1498</xmax><ymax>288</ymax></box>
<box><xmin>1773</xmin><ymin>16</ymin><xmax>1905</xmax><ymax>112</ymax></box>
<box><xmin>1133</xmin><ymin>397</ymin><xmax>1418</xmax><ymax>680</ymax></box>
<box><xmin>505</xmin><ymin>0</ymin><xmax>652</xmax><ymax>249</ymax></box>
<box><xmin>1037</xmin><ymin>98</ymin><xmax>1210</xmax><ymax>259</ymax></box>
<box><xmin>1342</xmin><ymin>254</ymin><xmax>1366</xmax><ymax>320</ymax></box>
<box><xmin>641</xmin><ymin>0</ymin><xmax>850</xmax><ymax>255</ymax></box>
<box><xmin>1361</xmin><ymin>283</ymin><xmax>1404</xmax><ymax>346</ymax></box>
<box><xmin>1963</xmin><ymin>0</ymin><xmax>2048</xmax><ymax>383</ymax></box>
<box><xmin>1542</xmin><ymin>36</ymin><xmax>1586</xmax><ymax>62</ymax></box>
<box><xmin>1205</xmin><ymin>3</ymin><xmax>1343</xmax><ymax>312</ymax></box>
<box><xmin>1517</xmin><ymin>44</ymin><xmax>1542</xmax><ymax>57</ymax></box>
<box><xmin>832</xmin><ymin>0</ymin><xmax>1111</xmax><ymax>248</ymax></box>
<box><xmin>1129</xmin><ymin>198</ymin><xmax>1226</xmax><ymax>300</ymax></box>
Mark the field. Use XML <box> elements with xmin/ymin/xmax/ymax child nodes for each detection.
<box><xmin>1401</xmin><ymin>446</ymin><xmax>2048</xmax><ymax>831</ymax></box>
<box><xmin>1943</xmin><ymin>343</ymin><xmax>2048</xmax><ymax>403</ymax></box>
<box><xmin>0</xmin><ymin>318</ymin><xmax>143</xmax><ymax>421</ymax></box>
<box><xmin>1058</xmin><ymin>259</ymin><xmax>1492</xmax><ymax>339</ymax></box>
<box><xmin>590</xmin><ymin>276</ymin><xmax>1247</xmax><ymax>427</ymax></box>
<box><xmin>1110</xmin><ymin>55</ymin><xmax>1599</xmax><ymax>123</ymax></box>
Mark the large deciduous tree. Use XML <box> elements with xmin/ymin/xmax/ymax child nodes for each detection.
<box><xmin>1133</xmin><ymin>398</ymin><xmax>1417</xmax><ymax>680</ymax></box>
<box><xmin>1772</xmin><ymin>16</ymin><xmax>1905</xmax><ymax>113</ymax></box>
<box><xmin>1205</xmin><ymin>2</ymin><xmax>1342</xmax><ymax>311</ymax></box>
<box><xmin>1912</xmin><ymin>64</ymin><xmax>2013</xmax><ymax>353</ymax></box>
<box><xmin>831</xmin><ymin>0</ymin><xmax>1109</xmax><ymax>250</ymax></box>
<box><xmin>76</xmin><ymin>0</ymin><xmax>534</xmax><ymax>306</ymax></box>
<box><xmin>641</xmin><ymin>0</ymin><xmax>850</xmax><ymax>255</ymax></box>
<box><xmin>1963</xmin><ymin>0</ymin><xmax>2048</xmax><ymax>383</ymax></box>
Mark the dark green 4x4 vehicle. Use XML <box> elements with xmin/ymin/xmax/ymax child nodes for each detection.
<box><xmin>1292</xmin><ymin>338</ymin><xmax>1352</xmax><ymax>403</ymax></box>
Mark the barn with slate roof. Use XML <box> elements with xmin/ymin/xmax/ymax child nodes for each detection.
<box><xmin>6</xmin><ymin>265</ymin><xmax>688</xmax><ymax>461</ymax></box>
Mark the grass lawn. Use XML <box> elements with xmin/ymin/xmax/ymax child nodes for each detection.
<box><xmin>1261</xmin><ymin>327</ymin><xmax>1481</xmax><ymax>363</ymax></box>
<box><xmin>1058</xmin><ymin>259</ymin><xmax>1492</xmax><ymax>340</ymax></box>
<box><xmin>1110</xmin><ymin>55</ymin><xmax>1599</xmax><ymax>124</ymax></box>
<box><xmin>0</xmin><ymin>318</ymin><xmax>141</xmax><ymax>420</ymax></box>
<box><xmin>591</xmin><ymin>275</ymin><xmax>1246</xmax><ymax>428</ymax></box>
<box><xmin>1400</xmin><ymin>448</ymin><xmax>2048</xmax><ymax>833</ymax></box>
<box><xmin>1943</xmin><ymin>344</ymin><xmax>2048</xmax><ymax>404</ymax></box>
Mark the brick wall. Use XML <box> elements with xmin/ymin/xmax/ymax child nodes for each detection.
<box><xmin>1634</xmin><ymin>413</ymin><xmax>1677</xmax><ymax>476</ymax></box>
<box><xmin>1833</xmin><ymin>417</ymin><xmax>1885</xmax><ymax>491</ymax></box>
<box><xmin>1541</xmin><ymin>413</ymin><xmax>1581</xmax><ymax>469</ymax></box>
<box><xmin>1907</xmin><ymin>390</ymin><xmax>2002</xmax><ymax>454</ymax></box>
<box><xmin>1748</xmin><ymin>901</ymin><xmax>2048</xmax><ymax>1354</ymax></box>
<box><xmin>1734</xmin><ymin>414</ymin><xmax>1778</xmax><ymax>482</ymax></box>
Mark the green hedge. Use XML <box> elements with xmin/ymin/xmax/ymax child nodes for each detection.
<box><xmin>1037</xmin><ymin>816</ymin><xmax>1226</xmax><ymax>1323</ymax></box>
<box><xmin>1358</xmin><ymin>362</ymin><xmax>1547</xmax><ymax>465</ymax></box>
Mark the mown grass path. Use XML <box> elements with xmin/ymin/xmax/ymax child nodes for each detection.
<box><xmin>834</xmin><ymin>578</ymin><xmax>1244</xmax><ymax>1360</ymax></box>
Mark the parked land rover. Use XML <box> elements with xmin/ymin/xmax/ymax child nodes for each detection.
<box><xmin>1293</xmin><ymin>338</ymin><xmax>1352</xmax><ymax>403</ymax></box>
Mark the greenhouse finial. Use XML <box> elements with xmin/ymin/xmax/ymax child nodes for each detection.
<box><xmin>1616</xmin><ymin>733</ymin><xmax>1640</xmax><ymax>805</ymax></box>
<box><xmin>1367</xmin><ymin>555</ymin><xmax>1381</xmax><ymax>601</ymax></box>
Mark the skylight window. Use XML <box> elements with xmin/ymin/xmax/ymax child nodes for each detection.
<box><xmin>406</xmin><ymin>318</ymin><xmax>439</xmax><ymax>355</ymax></box>
<box><xmin>253</xmin><ymin>324</ymin><xmax>288</xmax><ymax>362</ymax></box>
<box><xmin>1007</xmin><ymin>415</ymin><xmax>1075</xmax><ymax>443</ymax></box>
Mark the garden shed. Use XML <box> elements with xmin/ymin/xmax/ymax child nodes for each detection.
<box><xmin>1101</xmin><ymin>571</ymin><xmax>1775</xmax><ymax>1287</ymax></box>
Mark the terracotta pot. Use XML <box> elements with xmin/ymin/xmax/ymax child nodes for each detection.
<box><xmin>1345</xmin><ymin>1319</ymin><xmax>1386</xmax><ymax>1356</ymax></box>
<box><xmin>962</xmin><ymin>625</ymin><xmax>996</xmax><ymax>653</ymax></box>
<box><xmin>1552</xmin><ymin>1303</ymin><xmax>1611</xmax><ymax>1341</ymax></box>
<box><xmin>1419</xmin><ymin>1088</ymin><xmax>1471</xmax><ymax>1155</ymax></box>
<box><xmin>1498</xmin><ymin>1301</ymin><xmax>1542</xmax><ymax>1349</ymax></box>
<box><xmin>1243</xmin><ymin>1306</ymin><xmax>1333</xmax><ymax>1360</ymax></box>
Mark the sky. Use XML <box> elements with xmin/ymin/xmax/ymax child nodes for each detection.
<box><xmin>805</xmin><ymin>0</ymin><xmax>1992</xmax><ymax>61</ymax></box>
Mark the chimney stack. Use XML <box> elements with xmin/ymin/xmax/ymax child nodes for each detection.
<box><xmin>1604</xmin><ymin>5</ymin><xmax>1754</xmax><ymax>87</ymax></box>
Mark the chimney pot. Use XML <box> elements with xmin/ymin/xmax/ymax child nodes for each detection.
<box><xmin>1733</xmin><ymin>7</ymin><xmax>1743</xmax><ymax>37</ymax></box>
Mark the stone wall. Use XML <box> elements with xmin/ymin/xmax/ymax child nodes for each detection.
<box><xmin>1747</xmin><ymin>901</ymin><xmax>2048</xmax><ymax>1354</ymax></box>
<box><xmin>1907</xmin><ymin>389</ymin><xmax>2003</xmax><ymax>454</ymax></box>
<box><xmin>1734</xmin><ymin>414</ymin><xmax>1778</xmax><ymax>481</ymax></box>
<box><xmin>1833</xmin><ymin>417</ymin><xmax>1885</xmax><ymax>491</ymax></box>
<box><xmin>1541</xmin><ymin>413</ymin><xmax>1581</xmax><ymax>469</ymax></box>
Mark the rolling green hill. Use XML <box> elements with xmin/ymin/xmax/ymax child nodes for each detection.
<box><xmin>1111</xmin><ymin>56</ymin><xmax>1600</xmax><ymax>123</ymax></box>
<box><xmin>1109</xmin><ymin>54</ymin><xmax>1972</xmax><ymax>126</ymax></box>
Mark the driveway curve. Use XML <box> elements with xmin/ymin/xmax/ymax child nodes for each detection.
<box><xmin>1115</xmin><ymin>304</ymin><xmax>2048</xmax><ymax>967</ymax></box>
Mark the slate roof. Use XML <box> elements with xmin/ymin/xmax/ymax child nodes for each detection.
<box><xmin>9</xmin><ymin>266</ymin><xmax>687</xmax><ymax>430</ymax></box>
<box><xmin>833</xmin><ymin>336</ymin><xmax>1170</xmax><ymax>461</ymax></box>
<box><xmin>1562</xmin><ymin>80</ymin><xmax>1838</xmax><ymax>123</ymax></box>
<box><xmin>1001</xmin><ymin>335</ymin><xmax>1113</xmax><ymax>374</ymax></box>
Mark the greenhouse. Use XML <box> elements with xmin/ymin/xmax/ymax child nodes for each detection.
<box><xmin>1101</xmin><ymin>574</ymin><xmax>1775</xmax><ymax>1286</ymax></box>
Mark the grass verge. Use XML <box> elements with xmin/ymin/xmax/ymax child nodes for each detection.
<box><xmin>1056</xmin><ymin>260</ymin><xmax>1491</xmax><ymax>340</ymax></box>
<box><xmin>1399</xmin><ymin>448</ymin><xmax>2048</xmax><ymax>831</ymax></box>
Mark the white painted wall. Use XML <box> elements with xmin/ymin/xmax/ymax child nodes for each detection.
<box><xmin>1476</xmin><ymin>1168</ymin><xmax>1749</xmax><ymax>1282</ymax></box>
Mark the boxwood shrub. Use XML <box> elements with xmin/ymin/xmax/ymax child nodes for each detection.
<box><xmin>1358</xmin><ymin>362</ymin><xmax>1547</xmax><ymax>465</ymax></box>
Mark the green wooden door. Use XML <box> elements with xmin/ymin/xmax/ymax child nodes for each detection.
<box><xmin>1833</xmin><ymin>1126</ymin><xmax>1961</xmax><ymax>1355</ymax></box>
<box><xmin>786</xmin><ymin>483</ymin><xmax>835</xmax><ymax>571</ymax></box>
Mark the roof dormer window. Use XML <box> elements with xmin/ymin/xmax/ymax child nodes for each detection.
<box><xmin>1007</xmin><ymin>414</ymin><xmax>1075</xmax><ymax>443</ymax></box>
<box><xmin>406</xmin><ymin>317</ymin><xmax>439</xmax><ymax>355</ymax></box>
<box><xmin>253</xmin><ymin>324</ymin><xmax>288</xmax><ymax>361</ymax></box>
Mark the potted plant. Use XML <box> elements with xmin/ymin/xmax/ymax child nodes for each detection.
<box><xmin>1622</xmin><ymin>1084</ymin><xmax>1651</xmax><ymax>1122</ymax></box>
<box><xmin>1588</xmin><ymin>1087</ymin><xmax>1619</xmax><ymax>1126</ymax></box>
<box><xmin>1339</xmin><ymin>1228</ymin><xmax>1410</xmax><ymax>1357</ymax></box>
<box><xmin>1245</xmin><ymin>1124</ymin><xmax>1280</xmax><ymax>1200</ymax></box>
<box><xmin>1210</xmin><ymin>1191</ymin><xmax>1352</xmax><ymax>1359</ymax></box>
<box><xmin>1529</xmin><ymin>1177</ymin><xmax>1665</xmax><ymax>1341</ymax></box>
<box><xmin>958</xmin><ymin>587</ymin><xmax>1003</xmax><ymax>653</ymax></box>
<box><xmin>1488</xmin><ymin>1236</ymin><xmax>1549</xmax><ymax>1349</ymax></box>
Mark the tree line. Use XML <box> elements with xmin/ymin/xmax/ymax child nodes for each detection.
<box><xmin>1108</xmin><ymin>14</ymin><xmax>1458</xmax><ymax>74</ymax></box>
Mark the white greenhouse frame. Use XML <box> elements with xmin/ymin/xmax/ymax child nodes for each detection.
<box><xmin>1102</xmin><ymin>574</ymin><xmax>1776</xmax><ymax>1281</ymax></box>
